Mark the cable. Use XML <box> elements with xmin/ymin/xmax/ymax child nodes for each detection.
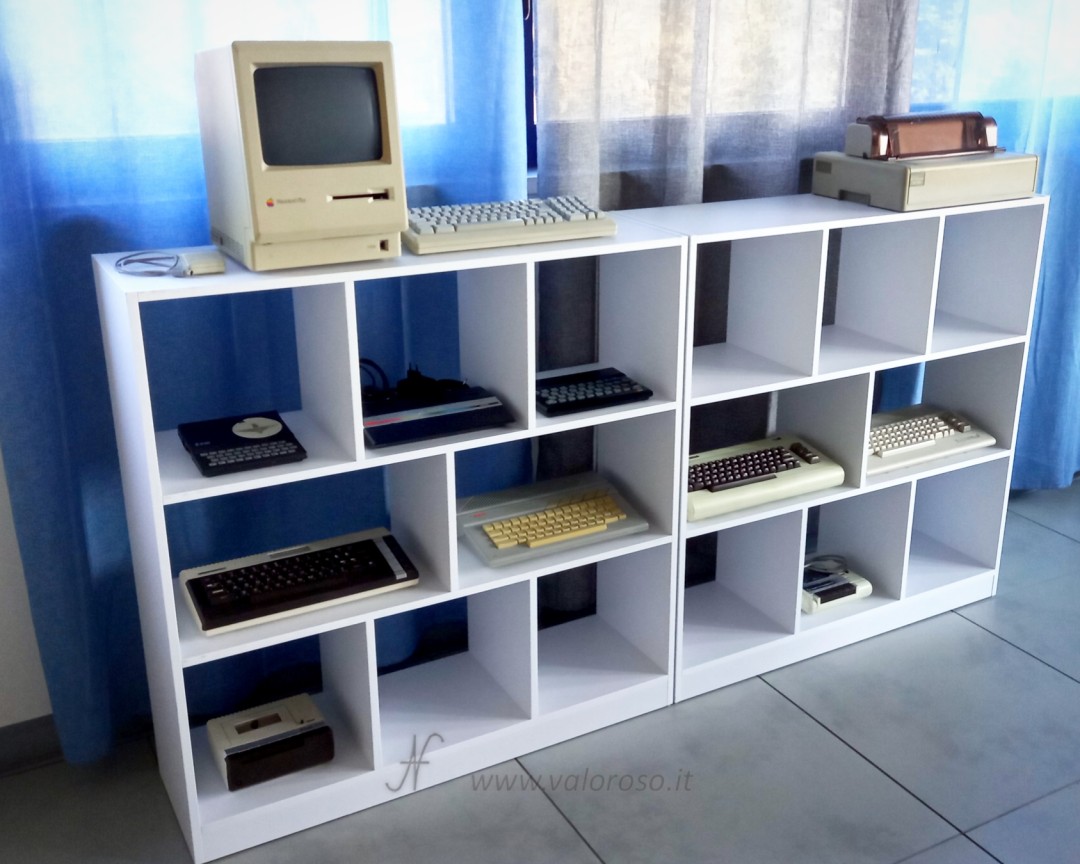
<box><xmin>114</xmin><ymin>251</ymin><xmax>180</xmax><ymax>277</ymax></box>
<box><xmin>359</xmin><ymin>358</ymin><xmax>391</xmax><ymax>395</ymax></box>
<box><xmin>803</xmin><ymin>553</ymin><xmax>849</xmax><ymax>576</ymax></box>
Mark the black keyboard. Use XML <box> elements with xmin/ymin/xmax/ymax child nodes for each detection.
<box><xmin>199</xmin><ymin>438</ymin><xmax>304</xmax><ymax>474</ymax></box>
<box><xmin>181</xmin><ymin>528</ymin><xmax>419</xmax><ymax>634</ymax></box>
<box><xmin>177</xmin><ymin>410</ymin><xmax>307</xmax><ymax>477</ymax></box>
<box><xmin>536</xmin><ymin>367</ymin><xmax>652</xmax><ymax>416</ymax></box>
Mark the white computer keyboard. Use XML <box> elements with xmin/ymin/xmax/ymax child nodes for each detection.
<box><xmin>686</xmin><ymin>435</ymin><xmax>846</xmax><ymax>521</ymax></box>
<box><xmin>866</xmin><ymin>404</ymin><xmax>995</xmax><ymax>476</ymax></box>
<box><xmin>403</xmin><ymin>196</ymin><xmax>617</xmax><ymax>254</ymax></box>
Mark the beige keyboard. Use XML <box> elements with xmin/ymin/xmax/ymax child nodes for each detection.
<box><xmin>686</xmin><ymin>435</ymin><xmax>845</xmax><ymax>521</ymax></box>
<box><xmin>403</xmin><ymin>196</ymin><xmax>617</xmax><ymax>254</ymax></box>
<box><xmin>867</xmin><ymin>404</ymin><xmax>995</xmax><ymax>476</ymax></box>
<box><xmin>481</xmin><ymin>490</ymin><xmax>627</xmax><ymax>550</ymax></box>
<box><xmin>458</xmin><ymin>472</ymin><xmax>648</xmax><ymax>567</ymax></box>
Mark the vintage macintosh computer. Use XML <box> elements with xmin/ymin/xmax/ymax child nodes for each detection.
<box><xmin>195</xmin><ymin>40</ymin><xmax>408</xmax><ymax>271</ymax></box>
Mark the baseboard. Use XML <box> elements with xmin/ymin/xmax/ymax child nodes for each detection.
<box><xmin>0</xmin><ymin>715</ymin><xmax>62</xmax><ymax>777</ymax></box>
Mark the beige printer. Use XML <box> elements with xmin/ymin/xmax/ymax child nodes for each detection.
<box><xmin>812</xmin><ymin>111</ymin><xmax>1038</xmax><ymax>211</ymax></box>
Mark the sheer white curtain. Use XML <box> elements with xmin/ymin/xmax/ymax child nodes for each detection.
<box><xmin>536</xmin><ymin>0</ymin><xmax>921</xmax><ymax>208</ymax></box>
<box><xmin>530</xmin><ymin>0</ymin><xmax>921</xmax><ymax>626</ymax></box>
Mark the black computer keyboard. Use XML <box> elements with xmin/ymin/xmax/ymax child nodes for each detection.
<box><xmin>181</xmin><ymin>528</ymin><xmax>419</xmax><ymax>634</ymax></box>
<box><xmin>177</xmin><ymin>410</ymin><xmax>307</xmax><ymax>477</ymax></box>
<box><xmin>536</xmin><ymin>367</ymin><xmax>652</xmax><ymax>416</ymax></box>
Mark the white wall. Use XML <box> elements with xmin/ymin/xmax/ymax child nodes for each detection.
<box><xmin>0</xmin><ymin>442</ymin><xmax>52</xmax><ymax>727</ymax></box>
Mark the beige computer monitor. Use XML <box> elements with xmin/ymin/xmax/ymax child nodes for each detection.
<box><xmin>195</xmin><ymin>41</ymin><xmax>407</xmax><ymax>271</ymax></box>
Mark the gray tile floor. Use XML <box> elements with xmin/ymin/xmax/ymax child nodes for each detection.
<box><xmin>3</xmin><ymin>483</ymin><xmax>1079</xmax><ymax>864</ymax></box>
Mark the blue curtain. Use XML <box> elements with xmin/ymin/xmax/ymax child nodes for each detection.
<box><xmin>914</xmin><ymin>0</ymin><xmax>1080</xmax><ymax>489</ymax></box>
<box><xmin>0</xmin><ymin>0</ymin><xmax>524</xmax><ymax>762</ymax></box>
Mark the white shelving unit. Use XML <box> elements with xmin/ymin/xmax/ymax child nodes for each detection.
<box><xmin>94</xmin><ymin>219</ymin><xmax>686</xmax><ymax>863</ymax></box>
<box><xmin>95</xmin><ymin>193</ymin><xmax>1045</xmax><ymax>862</ymax></box>
<box><xmin>622</xmin><ymin>193</ymin><xmax>1046</xmax><ymax>701</ymax></box>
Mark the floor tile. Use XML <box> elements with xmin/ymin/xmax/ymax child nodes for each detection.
<box><xmin>960</xmin><ymin>571</ymin><xmax>1080</xmax><ymax>681</ymax></box>
<box><xmin>764</xmin><ymin>613</ymin><xmax>1080</xmax><ymax>831</ymax></box>
<box><xmin>968</xmin><ymin>781</ymin><xmax>1080</xmax><ymax>864</ymax></box>
<box><xmin>520</xmin><ymin>678</ymin><xmax>953</xmax><ymax>864</ymax></box>
<box><xmin>1007</xmin><ymin>483</ymin><xmax>1080</xmax><ymax>542</ymax></box>
<box><xmin>898</xmin><ymin>835</ymin><xmax>999</xmax><ymax>864</ymax></box>
<box><xmin>219</xmin><ymin>760</ymin><xmax>601</xmax><ymax>864</ymax></box>
<box><xmin>996</xmin><ymin>511</ymin><xmax>1080</xmax><ymax>594</ymax></box>
<box><xmin>0</xmin><ymin>742</ymin><xmax>600</xmax><ymax>864</ymax></box>
<box><xmin>0</xmin><ymin>739</ymin><xmax>190</xmax><ymax>864</ymax></box>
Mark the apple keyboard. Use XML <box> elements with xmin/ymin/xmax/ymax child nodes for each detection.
<box><xmin>403</xmin><ymin>196</ymin><xmax>616</xmax><ymax>254</ymax></box>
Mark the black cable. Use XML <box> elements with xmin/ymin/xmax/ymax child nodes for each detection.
<box><xmin>359</xmin><ymin>358</ymin><xmax>390</xmax><ymax>394</ymax></box>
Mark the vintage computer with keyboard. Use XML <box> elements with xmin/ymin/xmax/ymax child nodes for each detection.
<box><xmin>181</xmin><ymin>526</ymin><xmax>419</xmax><ymax>635</ymax></box>
<box><xmin>686</xmin><ymin>435</ymin><xmax>846</xmax><ymax>521</ymax></box>
<box><xmin>458</xmin><ymin>473</ymin><xmax>649</xmax><ymax>567</ymax></box>
<box><xmin>866</xmin><ymin>404</ymin><xmax>995</xmax><ymax>475</ymax></box>
<box><xmin>196</xmin><ymin>41</ymin><xmax>615</xmax><ymax>268</ymax></box>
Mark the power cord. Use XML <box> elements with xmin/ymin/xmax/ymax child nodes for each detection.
<box><xmin>359</xmin><ymin>358</ymin><xmax>391</xmax><ymax>398</ymax></box>
<box><xmin>359</xmin><ymin>359</ymin><xmax>469</xmax><ymax>405</ymax></box>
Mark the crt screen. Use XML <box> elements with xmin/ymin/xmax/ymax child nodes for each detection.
<box><xmin>254</xmin><ymin>65</ymin><xmax>383</xmax><ymax>166</ymax></box>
